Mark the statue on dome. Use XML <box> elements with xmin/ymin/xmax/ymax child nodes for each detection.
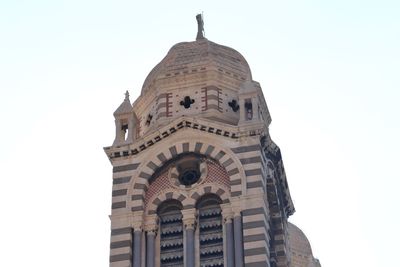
<box><xmin>196</xmin><ymin>14</ymin><xmax>205</xmax><ymax>40</ymax></box>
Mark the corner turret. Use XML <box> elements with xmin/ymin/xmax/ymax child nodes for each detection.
<box><xmin>112</xmin><ymin>91</ymin><xmax>138</xmax><ymax>146</ymax></box>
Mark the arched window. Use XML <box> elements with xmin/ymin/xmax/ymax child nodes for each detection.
<box><xmin>196</xmin><ymin>194</ymin><xmax>224</xmax><ymax>267</ymax></box>
<box><xmin>157</xmin><ymin>200</ymin><xmax>184</xmax><ymax>267</ymax></box>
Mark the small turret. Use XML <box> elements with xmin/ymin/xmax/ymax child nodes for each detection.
<box><xmin>112</xmin><ymin>91</ymin><xmax>138</xmax><ymax>146</ymax></box>
<box><xmin>238</xmin><ymin>81</ymin><xmax>263</xmax><ymax>124</ymax></box>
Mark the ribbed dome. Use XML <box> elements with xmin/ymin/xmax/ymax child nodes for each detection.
<box><xmin>141</xmin><ymin>38</ymin><xmax>252</xmax><ymax>94</ymax></box>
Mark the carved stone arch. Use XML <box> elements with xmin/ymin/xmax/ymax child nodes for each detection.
<box><xmin>190</xmin><ymin>183</ymin><xmax>230</xmax><ymax>205</ymax></box>
<box><xmin>127</xmin><ymin>131</ymin><xmax>246</xmax><ymax>213</ymax></box>
<box><xmin>146</xmin><ymin>189</ymin><xmax>193</xmax><ymax>215</ymax></box>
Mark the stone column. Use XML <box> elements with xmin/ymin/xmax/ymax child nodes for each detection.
<box><xmin>233</xmin><ymin>211</ymin><xmax>244</xmax><ymax>267</ymax></box>
<box><xmin>182</xmin><ymin>209</ymin><xmax>196</xmax><ymax>267</ymax></box>
<box><xmin>132</xmin><ymin>212</ymin><xmax>144</xmax><ymax>267</ymax></box>
<box><xmin>146</xmin><ymin>230</ymin><xmax>156</xmax><ymax>267</ymax></box>
<box><xmin>127</xmin><ymin>114</ymin><xmax>134</xmax><ymax>143</ymax></box>
<box><xmin>113</xmin><ymin>119</ymin><xmax>122</xmax><ymax>145</ymax></box>
<box><xmin>133</xmin><ymin>230</ymin><xmax>142</xmax><ymax>267</ymax></box>
<box><xmin>222</xmin><ymin>208</ymin><xmax>235</xmax><ymax>267</ymax></box>
<box><xmin>144</xmin><ymin>216</ymin><xmax>158</xmax><ymax>267</ymax></box>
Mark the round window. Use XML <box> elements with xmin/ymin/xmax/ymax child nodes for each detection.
<box><xmin>179</xmin><ymin>168</ymin><xmax>201</xmax><ymax>185</ymax></box>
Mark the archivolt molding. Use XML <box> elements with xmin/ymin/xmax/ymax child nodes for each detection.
<box><xmin>145</xmin><ymin>181</ymin><xmax>231</xmax><ymax>218</ymax></box>
<box><xmin>127</xmin><ymin>131</ymin><xmax>246</xmax><ymax>212</ymax></box>
<box><xmin>146</xmin><ymin>188</ymin><xmax>192</xmax><ymax>216</ymax></box>
<box><xmin>189</xmin><ymin>182</ymin><xmax>230</xmax><ymax>205</ymax></box>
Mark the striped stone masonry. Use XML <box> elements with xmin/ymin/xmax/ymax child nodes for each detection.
<box><xmin>156</xmin><ymin>93</ymin><xmax>173</xmax><ymax>119</ymax></box>
<box><xmin>111</xmin><ymin>160</ymin><xmax>141</xmax><ymax>216</ymax></box>
<box><xmin>105</xmin><ymin>127</ymin><xmax>297</xmax><ymax>267</ymax></box>
<box><xmin>109</xmin><ymin>222</ymin><xmax>133</xmax><ymax>267</ymax></box>
<box><xmin>201</xmin><ymin>86</ymin><xmax>223</xmax><ymax>112</ymax></box>
<box><xmin>264</xmin><ymin>157</ymin><xmax>290</xmax><ymax>267</ymax></box>
<box><xmin>241</xmin><ymin>195</ymin><xmax>271</xmax><ymax>267</ymax></box>
<box><xmin>126</xmin><ymin>138</ymin><xmax>243</xmax><ymax>213</ymax></box>
<box><xmin>231</xmin><ymin>143</ymin><xmax>267</xmax><ymax>196</ymax></box>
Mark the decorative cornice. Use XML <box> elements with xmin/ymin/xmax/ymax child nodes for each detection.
<box><xmin>104</xmin><ymin>116</ymin><xmax>266</xmax><ymax>160</ymax></box>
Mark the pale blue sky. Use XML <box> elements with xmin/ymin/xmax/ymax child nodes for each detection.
<box><xmin>1</xmin><ymin>1</ymin><xmax>399</xmax><ymax>266</ymax></box>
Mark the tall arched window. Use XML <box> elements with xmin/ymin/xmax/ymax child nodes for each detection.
<box><xmin>197</xmin><ymin>194</ymin><xmax>224</xmax><ymax>267</ymax></box>
<box><xmin>157</xmin><ymin>200</ymin><xmax>184</xmax><ymax>267</ymax></box>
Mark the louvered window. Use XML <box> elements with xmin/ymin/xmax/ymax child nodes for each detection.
<box><xmin>158</xmin><ymin>201</ymin><xmax>184</xmax><ymax>267</ymax></box>
<box><xmin>198</xmin><ymin>196</ymin><xmax>224</xmax><ymax>267</ymax></box>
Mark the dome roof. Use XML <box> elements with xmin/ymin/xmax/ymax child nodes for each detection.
<box><xmin>287</xmin><ymin>222</ymin><xmax>321</xmax><ymax>267</ymax></box>
<box><xmin>288</xmin><ymin>222</ymin><xmax>313</xmax><ymax>256</ymax></box>
<box><xmin>141</xmin><ymin>38</ymin><xmax>252</xmax><ymax>94</ymax></box>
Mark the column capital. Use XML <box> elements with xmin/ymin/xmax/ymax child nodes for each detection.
<box><xmin>232</xmin><ymin>209</ymin><xmax>242</xmax><ymax>218</ymax></box>
<box><xmin>223</xmin><ymin>214</ymin><xmax>234</xmax><ymax>223</ymax></box>
<box><xmin>221</xmin><ymin>205</ymin><xmax>234</xmax><ymax>223</ymax></box>
<box><xmin>230</xmin><ymin>199</ymin><xmax>242</xmax><ymax>217</ymax></box>
<box><xmin>182</xmin><ymin>208</ymin><xmax>197</xmax><ymax>230</ymax></box>
<box><xmin>132</xmin><ymin>221</ymin><xmax>143</xmax><ymax>232</ymax></box>
<box><xmin>144</xmin><ymin>214</ymin><xmax>158</xmax><ymax>233</ymax></box>
<box><xmin>183</xmin><ymin>217</ymin><xmax>196</xmax><ymax>229</ymax></box>
<box><xmin>146</xmin><ymin>228</ymin><xmax>157</xmax><ymax>235</ymax></box>
<box><xmin>131</xmin><ymin>211</ymin><xmax>144</xmax><ymax>231</ymax></box>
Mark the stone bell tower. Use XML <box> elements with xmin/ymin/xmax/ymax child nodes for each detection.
<box><xmin>104</xmin><ymin>15</ymin><xmax>320</xmax><ymax>267</ymax></box>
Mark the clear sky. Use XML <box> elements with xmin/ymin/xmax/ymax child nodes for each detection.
<box><xmin>1</xmin><ymin>1</ymin><xmax>399</xmax><ymax>266</ymax></box>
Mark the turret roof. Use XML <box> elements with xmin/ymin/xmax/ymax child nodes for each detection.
<box><xmin>114</xmin><ymin>90</ymin><xmax>132</xmax><ymax>115</ymax></box>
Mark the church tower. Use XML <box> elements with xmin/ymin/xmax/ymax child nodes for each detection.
<box><xmin>104</xmin><ymin>15</ymin><xmax>320</xmax><ymax>267</ymax></box>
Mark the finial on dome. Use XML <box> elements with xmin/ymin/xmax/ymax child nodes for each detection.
<box><xmin>124</xmin><ymin>90</ymin><xmax>130</xmax><ymax>101</ymax></box>
<box><xmin>196</xmin><ymin>13</ymin><xmax>205</xmax><ymax>40</ymax></box>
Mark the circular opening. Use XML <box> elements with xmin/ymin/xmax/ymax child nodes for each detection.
<box><xmin>179</xmin><ymin>169</ymin><xmax>200</xmax><ymax>186</ymax></box>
